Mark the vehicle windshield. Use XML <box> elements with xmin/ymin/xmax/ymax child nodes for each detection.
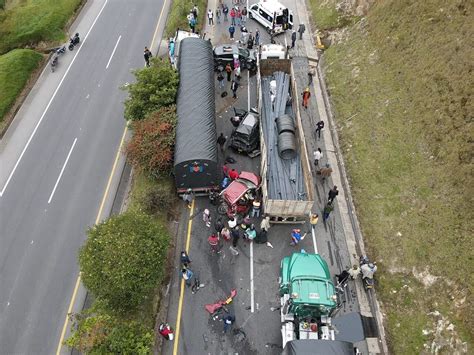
<box><xmin>239</xmin><ymin>48</ymin><xmax>249</xmax><ymax>58</ymax></box>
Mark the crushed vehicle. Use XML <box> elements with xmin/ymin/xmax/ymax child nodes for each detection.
<box><xmin>229</xmin><ymin>110</ymin><xmax>260</xmax><ymax>156</ymax></box>
<box><xmin>218</xmin><ymin>172</ymin><xmax>261</xmax><ymax>217</ymax></box>
<box><xmin>213</xmin><ymin>44</ymin><xmax>257</xmax><ymax>72</ymax></box>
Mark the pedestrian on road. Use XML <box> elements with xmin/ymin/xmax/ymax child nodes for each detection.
<box><xmin>319</xmin><ymin>163</ymin><xmax>333</xmax><ymax>182</ymax></box>
<box><xmin>217</xmin><ymin>70</ymin><xmax>225</xmax><ymax>90</ymax></box>
<box><xmin>181</xmin><ymin>267</ymin><xmax>194</xmax><ymax>287</ymax></box>
<box><xmin>216</xmin><ymin>8</ymin><xmax>221</xmax><ymax>24</ymax></box>
<box><xmin>309</xmin><ymin>213</ymin><xmax>319</xmax><ymax>229</ymax></box>
<box><xmin>323</xmin><ymin>201</ymin><xmax>334</xmax><ymax>222</ymax></box>
<box><xmin>244</xmin><ymin>224</ymin><xmax>257</xmax><ymax>241</ymax></box>
<box><xmin>144</xmin><ymin>47</ymin><xmax>152</xmax><ymax>67</ymax></box>
<box><xmin>223</xmin><ymin>315</ymin><xmax>236</xmax><ymax>333</ymax></box>
<box><xmin>308</xmin><ymin>66</ymin><xmax>316</xmax><ymax>85</ymax></box>
<box><xmin>255</xmin><ymin>29</ymin><xmax>260</xmax><ymax>45</ymax></box>
<box><xmin>180</xmin><ymin>251</ymin><xmax>191</xmax><ymax>267</ymax></box>
<box><xmin>231</xmin><ymin>79</ymin><xmax>238</xmax><ymax>98</ymax></box>
<box><xmin>315</xmin><ymin>120</ymin><xmax>324</xmax><ymax>139</ymax></box>
<box><xmin>251</xmin><ymin>199</ymin><xmax>261</xmax><ymax>218</ymax></box>
<box><xmin>302</xmin><ymin>87</ymin><xmax>311</xmax><ymax>109</ymax></box>
<box><xmin>247</xmin><ymin>33</ymin><xmax>254</xmax><ymax>49</ymax></box>
<box><xmin>225</xmin><ymin>63</ymin><xmax>232</xmax><ymax>81</ymax></box>
<box><xmin>208</xmin><ymin>9</ymin><xmax>214</xmax><ymax>25</ymax></box>
<box><xmin>290</xmin><ymin>229</ymin><xmax>306</xmax><ymax>246</ymax></box>
<box><xmin>291</xmin><ymin>31</ymin><xmax>297</xmax><ymax>48</ymax></box>
<box><xmin>214</xmin><ymin>218</ymin><xmax>224</xmax><ymax>237</ymax></box>
<box><xmin>298</xmin><ymin>23</ymin><xmax>306</xmax><ymax>39</ymax></box>
<box><xmin>231</xmin><ymin>227</ymin><xmax>240</xmax><ymax>247</ymax></box>
<box><xmin>313</xmin><ymin>148</ymin><xmax>323</xmax><ymax>167</ymax></box>
<box><xmin>260</xmin><ymin>215</ymin><xmax>271</xmax><ymax>232</ymax></box>
<box><xmin>159</xmin><ymin>323</ymin><xmax>174</xmax><ymax>340</ymax></box>
<box><xmin>217</xmin><ymin>132</ymin><xmax>227</xmax><ymax>152</ymax></box>
<box><xmin>221</xmin><ymin>226</ymin><xmax>231</xmax><ymax>241</ymax></box>
<box><xmin>328</xmin><ymin>186</ymin><xmax>339</xmax><ymax>203</ymax></box>
<box><xmin>348</xmin><ymin>265</ymin><xmax>361</xmax><ymax>279</ymax></box>
<box><xmin>182</xmin><ymin>188</ymin><xmax>194</xmax><ymax>208</ymax></box>
<box><xmin>223</xmin><ymin>4</ymin><xmax>229</xmax><ymax>21</ymax></box>
<box><xmin>241</xmin><ymin>6</ymin><xmax>248</xmax><ymax>24</ymax></box>
<box><xmin>203</xmin><ymin>208</ymin><xmax>211</xmax><ymax>227</ymax></box>
<box><xmin>228</xmin><ymin>216</ymin><xmax>237</xmax><ymax>229</ymax></box>
<box><xmin>208</xmin><ymin>233</ymin><xmax>220</xmax><ymax>253</ymax></box>
<box><xmin>229</xmin><ymin>24</ymin><xmax>235</xmax><ymax>39</ymax></box>
<box><xmin>236</xmin><ymin>7</ymin><xmax>242</xmax><ymax>26</ymax></box>
<box><xmin>230</xmin><ymin>7</ymin><xmax>236</xmax><ymax>25</ymax></box>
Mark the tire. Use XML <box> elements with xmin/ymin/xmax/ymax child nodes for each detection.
<box><xmin>218</xmin><ymin>203</ymin><xmax>228</xmax><ymax>215</ymax></box>
<box><xmin>68</xmin><ymin>44</ymin><xmax>74</xmax><ymax>51</ymax></box>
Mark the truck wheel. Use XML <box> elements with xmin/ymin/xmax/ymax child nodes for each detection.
<box><xmin>218</xmin><ymin>203</ymin><xmax>228</xmax><ymax>215</ymax></box>
<box><xmin>249</xmin><ymin>12</ymin><xmax>253</xmax><ymax>19</ymax></box>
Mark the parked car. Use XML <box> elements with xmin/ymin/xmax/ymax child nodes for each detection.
<box><xmin>229</xmin><ymin>111</ymin><xmax>260</xmax><ymax>155</ymax></box>
<box><xmin>213</xmin><ymin>44</ymin><xmax>257</xmax><ymax>72</ymax></box>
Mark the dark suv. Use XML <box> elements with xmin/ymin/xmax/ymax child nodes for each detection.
<box><xmin>213</xmin><ymin>45</ymin><xmax>257</xmax><ymax>72</ymax></box>
<box><xmin>230</xmin><ymin>112</ymin><xmax>260</xmax><ymax>155</ymax></box>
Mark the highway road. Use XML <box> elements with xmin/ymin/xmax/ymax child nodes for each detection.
<box><xmin>0</xmin><ymin>0</ymin><xmax>166</xmax><ymax>353</ymax></box>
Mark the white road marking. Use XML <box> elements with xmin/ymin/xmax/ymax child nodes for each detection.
<box><xmin>311</xmin><ymin>226</ymin><xmax>318</xmax><ymax>254</ymax></box>
<box><xmin>48</xmin><ymin>138</ymin><xmax>77</xmax><ymax>204</ymax></box>
<box><xmin>106</xmin><ymin>34</ymin><xmax>121</xmax><ymax>69</ymax></box>
<box><xmin>0</xmin><ymin>0</ymin><xmax>109</xmax><ymax>197</ymax></box>
<box><xmin>250</xmin><ymin>240</ymin><xmax>255</xmax><ymax>313</ymax></box>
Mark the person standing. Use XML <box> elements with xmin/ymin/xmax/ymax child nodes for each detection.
<box><xmin>255</xmin><ymin>29</ymin><xmax>260</xmax><ymax>45</ymax></box>
<box><xmin>247</xmin><ymin>32</ymin><xmax>254</xmax><ymax>49</ymax></box>
<box><xmin>144</xmin><ymin>47</ymin><xmax>152</xmax><ymax>67</ymax></box>
<box><xmin>225</xmin><ymin>63</ymin><xmax>232</xmax><ymax>81</ymax></box>
<box><xmin>180</xmin><ymin>251</ymin><xmax>191</xmax><ymax>267</ymax></box>
<box><xmin>328</xmin><ymin>186</ymin><xmax>339</xmax><ymax>203</ymax></box>
<box><xmin>228</xmin><ymin>216</ymin><xmax>237</xmax><ymax>229</ymax></box>
<box><xmin>216</xmin><ymin>7</ymin><xmax>221</xmax><ymax>24</ymax></box>
<box><xmin>241</xmin><ymin>6</ymin><xmax>248</xmax><ymax>24</ymax></box>
<box><xmin>313</xmin><ymin>148</ymin><xmax>323</xmax><ymax>167</ymax></box>
<box><xmin>251</xmin><ymin>199</ymin><xmax>261</xmax><ymax>218</ymax></box>
<box><xmin>309</xmin><ymin>213</ymin><xmax>319</xmax><ymax>229</ymax></box>
<box><xmin>208</xmin><ymin>233</ymin><xmax>220</xmax><ymax>253</ymax></box>
<box><xmin>203</xmin><ymin>208</ymin><xmax>211</xmax><ymax>227</ymax></box>
<box><xmin>230</xmin><ymin>7</ymin><xmax>236</xmax><ymax>25</ymax></box>
<box><xmin>231</xmin><ymin>227</ymin><xmax>240</xmax><ymax>247</ymax></box>
<box><xmin>348</xmin><ymin>265</ymin><xmax>361</xmax><ymax>279</ymax></box>
<box><xmin>323</xmin><ymin>201</ymin><xmax>334</xmax><ymax>222</ymax></box>
<box><xmin>223</xmin><ymin>315</ymin><xmax>235</xmax><ymax>333</ymax></box>
<box><xmin>217</xmin><ymin>70</ymin><xmax>225</xmax><ymax>90</ymax></box>
<box><xmin>192</xmin><ymin>4</ymin><xmax>199</xmax><ymax>20</ymax></box>
<box><xmin>298</xmin><ymin>23</ymin><xmax>306</xmax><ymax>39</ymax></box>
<box><xmin>182</xmin><ymin>188</ymin><xmax>194</xmax><ymax>208</ymax></box>
<box><xmin>236</xmin><ymin>7</ymin><xmax>242</xmax><ymax>27</ymax></box>
<box><xmin>189</xmin><ymin>16</ymin><xmax>197</xmax><ymax>33</ymax></box>
<box><xmin>217</xmin><ymin>133</ymin><xmax>227</xmax><ymax>152</ymax></box>
<box><xmin>260</xmin><ymin>215</ymin><xmax>271</xmax><ymax>232</ymax></box>
<box><xmin>221</xmin><ymin>227</ymin><xmax>231</xmax><ymax>241</ymax></box>
<box><xmin>302</xmin><ymin>87</ymin><xmax>311</xmax><ymax>109</ymax></box>
<box><xmin>182</xmin><ymin>267</ymin><xmax>194</xmax><ymax>287</ymax></box>
<box><xmin>229</xmin><ymin>24</ymin><xmax>235</xmax><ymax>39</ymax></box>
<box><xmin>223</xmin><ymin>4</ymin><xmax>229</xmax><ymax>21</ymax></box>
<box><xmin>315</xmin><ymin>120</ymin><xmax>324</xmax><ymax>139</ymax></box>
<box><xmin>208</xmin><ymin>9</ymin><xmax>214</xmax><ymax>25</ymax></box>
<box><xmin>231</xmin><ymin>78</ymin><xmax>239</xmax><ymax>99</ymax></box>
<box><xmin>214</xmin><ymin>218</ymin><xmax>224</xmax><ymax>237</ymax></box>
<box><xmin>291</xmin><ymin>31</ymin><xmax>297</xmax><ymax>48</ymax></box>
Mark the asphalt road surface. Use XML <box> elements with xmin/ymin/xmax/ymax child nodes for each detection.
<box><xmin>0</xmin><ymin>0</ymin><xmax>166</xmax><ymax>353</ymax></box>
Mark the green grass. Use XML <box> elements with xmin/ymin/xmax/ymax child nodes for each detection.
<box><xmin>0</xmin><ymin>48</ymin><xmax>43</xmax><ymax>124</ymax></box>
<box><xmin>314</xmin><ymin>0</ymin><xmax>473</xmax><ymax>353</ymax></box>
<box><xmin>164</xmin><ymin>0</ymin><xmax>208</xmax><ymax>38</ymax></box>
<box><xmin>0</xmin><ymin>0</ymin><xmax>83</xmax><ymax>54</ymax></box>
<box><xmin>308</xmin><ymin>0</ymin><xmax>357</xmax><ymax>31</ymax></box>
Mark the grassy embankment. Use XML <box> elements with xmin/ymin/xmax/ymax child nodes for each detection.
<box><xmin>165</xmin><ymin>0</ymin><xmax>208</xmax><ymax>37</ymax></box>
<box><xmin>309</xmin><ymin>0</ymin><xmax>473</xmax><ymax>353</ymax></box>
<box><xmin>0</xmin><ymin>0</ymin><xmax>82</xmax><ymax>130</ymax></box>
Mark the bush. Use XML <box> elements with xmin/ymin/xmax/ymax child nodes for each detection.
<box><xmin>165</xmin><ymin>0</ymin><xmax>207</xmax><ymax>37</ymax></box>
<box><xmin>66</xmin><ymin>307</ymin><xmax>153</xmax><ymax>354</ymax></box>
<box><xmin>122</xmin><ymin>60</ymin><xmax>179</xmax><ymax>121</ymax></box>
<box><xmin>142</xmin><ymin>183</ymin><xmax>177</xmax><ymax>215</ymax></box>
<box><xmin>79</xmin><ymin>210</ymin><xmax>169</xmax><ymax>313</ymax></box>
<box><xmin>126</xmin><ymin>105</ymin><xmax>177</xmax><ymax>178</ymax></box>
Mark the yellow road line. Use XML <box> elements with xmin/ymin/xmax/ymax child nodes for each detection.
<box><xmin>55</xmin><ymin>126</ymin><xmax>128</xmax><ymax>354</ymax></box>
<box><xmin>173</xmin><ymin>199</ymin><xmax>195</xmax><ymax>355</ymax></box>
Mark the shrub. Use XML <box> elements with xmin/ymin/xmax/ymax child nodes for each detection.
<box><xmin>126</xmin><ymin>105</ymin><xmax>177</xmax><ymax>178</ymax></box>
<box><xmin>79</xmin><ymin>210</ymin><xmax>169</xmax><ymax>313</ymax></box>
<box><xmin>122</xmin><ymin>60</ymin><xmax>179</xmax><ymax>121</ymax></box>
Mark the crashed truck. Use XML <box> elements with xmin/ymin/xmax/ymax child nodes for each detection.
<box><xmin>257</xmin><ymin>58</ymin><xmax>315</xmax><ymax>223</ymax></box>
<box><xmin>280</xmin><ymin>252</ymin><xmax>365</xmax><ymax>354</ymax></box>
<box><xmin>174</xmin><ymin>38</ymin><xmax>219</xmax><ymax>194</ymax></box>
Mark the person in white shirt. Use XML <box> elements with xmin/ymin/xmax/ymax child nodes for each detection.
<box><xmin>314</xmin><ymin>148</ymin><xmax>323</xmax><ymax>166</ymax></box>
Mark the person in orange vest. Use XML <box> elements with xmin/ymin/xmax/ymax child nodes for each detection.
<box><xmin>302</xmin><ymin>87</ymin><xmax>311</xmax><ymax>109</ymax></box>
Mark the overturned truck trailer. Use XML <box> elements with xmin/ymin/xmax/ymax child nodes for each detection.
<box><xmin>174</xmin><ymin>38</ymin><xmax>218</xmax><ymax>194</ymax></box>
<box><xmin>258</xmin><ymin>59</ymin><xmax>315</xmax><ymax>223</ymax></box>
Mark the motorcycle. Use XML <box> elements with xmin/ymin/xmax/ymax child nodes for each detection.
<box><xmin>359</xmin><ymin>255</ymin><xmax>376</xmax><ymax>290</ymax></box>
<box><xmin>158</xmin><ymin>322</ymin><xmax>174</xmax><ymax>340</ymax></box>
<box><xmin>56</xmin><ymin>45</ymin><xmax>66</xmax><ymax>55</ymax></box>
<box><xmin>205</xmin><ymin>288</ymin><xmax>237</xmax><ymax>319</ymax></box>
<box><xmin>68</xmin><ymin>33</ymin><xmax>80</xmax><ymax>51</ymax></box>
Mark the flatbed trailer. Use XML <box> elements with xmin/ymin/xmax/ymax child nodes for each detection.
<box><xmin>257</xmin><ymin>58</ymin><xmax>315</xmax><ymax>223</ymax></box>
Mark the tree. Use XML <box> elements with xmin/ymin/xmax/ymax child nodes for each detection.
<box><xmin>122</xmin><ymin>59</ymin><xmax>179</xmax><ymax>121</ymax></box>
<box><xmin>125</xmin><ymin>105</ymin><xmax>177</xmax><ymax>178</ymax></box>
<box><xmin>66</xmin><ymin>307</ymin><xmax>153</xmax><ymax>354</ymax></box>
<box><xmin>79</xmin><ymin>210</ymin><xmax>169</xmax><ymax>313</ymax></box>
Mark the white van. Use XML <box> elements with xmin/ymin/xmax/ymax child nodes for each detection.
<box><xmin>260</xmin><ymin>44</ymin><xmax>287</xmax><ymax>59</ymax></box>
<box><xmin>249</xmin><ymin>1</ymin><xmax>293</xmax><ymax>34</ymax></box>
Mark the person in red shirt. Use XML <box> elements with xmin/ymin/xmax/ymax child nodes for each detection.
<box><xmin>229</xmin><ymin>168</ymin><xmax>239</xmax><ymax>180</ymax></box>
<box><xmin>208</xmin><ymin>233</ymin><xmax>220</xmax><ymax>253</ymax></box>
<box><xmin>159</xmin><ymin>323</ymin><xmax>174</xmax><ymax>340</ymax></box>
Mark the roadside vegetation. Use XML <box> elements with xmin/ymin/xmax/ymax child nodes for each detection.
<box><xmin>0</xmin><ymin>0</ymin><xmax>82</xmax><ymax>129</ymax></box>
<box><xmin>309</xmin><ymin>0</ymin><xmax>473</xmax><ymax>353</ymax></box>
<box><xmin>165</xmin><ymin>0</ymin><xmax>207</xmax><ymax>37</ymax></box>
<box><xmin>67</xmin><ymin>58</ymin><xmax>179</xmax><ymax>353</ymax></box>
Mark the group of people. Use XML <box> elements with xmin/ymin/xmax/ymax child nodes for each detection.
<box><xmin>187</xmin><ymin>4</ymin><xmax>200</xmax><ymax>33</ymax></box>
